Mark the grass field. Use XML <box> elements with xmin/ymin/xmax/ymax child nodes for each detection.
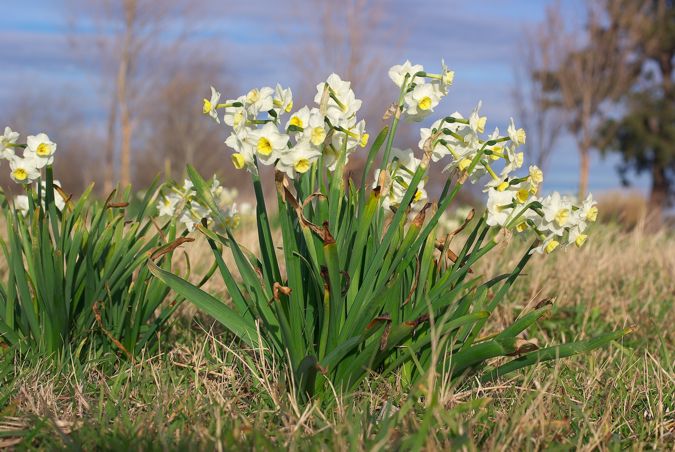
<box><xmin>0</xmin><ymin>221</ymin><xmax>673</xmax><ymax>450</ymax></box>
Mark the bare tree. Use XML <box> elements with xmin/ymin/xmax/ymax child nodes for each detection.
<box><xmin>68</xmin><ymin>0</ymin><xmax>207</xmax><ymax>192</ymax></box>
<box><xmin>513</xmin><ymin>14</ymin><xmax>566</xmax><ymax>173</ymax></box>
<box><xmin>535</xmin><ymin>1</ymin><xmax>643</xmax><ymax>198</ymax></box>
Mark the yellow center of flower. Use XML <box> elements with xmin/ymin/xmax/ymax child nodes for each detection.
<box><xmin>515</xmin><ymin>222</ymin><xmax>528</xmax><ymax>232</ymax></box>
<box><xmin>530</xmin><ymin>168</ymin><xmax>543</xmax><ymax>184</ymax></box>
<box><xmin>285</xmin><ymin>100</ymin><xmax>293</xmax><ymax>112</ymax></box>
<box><xmin>310</xmin><ymin>127</ymin><xmax>326</xmax><ymax>146</ymax></box>
<box><xmin>231</xmin><ymin>153</ymin><xmax>245</xmax><ymax>169</ymax></box>
<box><xmin>586</xmin><ymin>206</ymin><xmax>598</xmax><ymax>222</ymax></box>
<box><xmin>418</xmin><ymin>96</ymin><xmax>432</xmax><ymax>111</ymax></box>
<box><xmin>575</xmin><ymin>234</ymin><xmax>588</xmax><ymax>247</ymax></box>
<box><xmin>13</xmin><ymin>168</ymin><xmax>27</xmax><ymax>181</ymax></box>
<box><xmin>360</xmin><ymin>133</ymin><xmax>369</xmax><ymax>148</ymax></box>
<box><xmin>516</xmin><ymin>128</ymin><xmax>526</xmax><ymax>145</ymax></box>
<box><xmin>490</xmin><ymin>146</ymin><xmax>502</xmax><ymax>160</ymax></box>
<box><xmin>496</xmin><ymin>181</ymin><xmax>509</xmax><ymax>192</ymax></box>
<box><xmin>202</xmin><ymin>99</ymin><xmax>211</xmax><ymax>114</ymax></box>
<box><xmin>555</xmin><ymin>208</ymin><xmax>569</xmax><ymax>226</ymax></box>
<box><xmin>477</xmin><ymin>116</ymin><xmax>486</xmax><ymax>133</ymax></box>
<box><xmin>257</xmin><ymin>137</ymin><xmax>273</xmax><ymax>156</ymax></box>
<box><xmin>516</xmin><ymin>188</ymin><xmax>529</xmax><ymax>203</ymax></box>
<box><xmin>289</xmin><ymin>116</ymin><xmax>304</xmax><ymax>128</ymax></box>
<box><xmin>545</xmin><ymin>240</ymin><xmax>559</xmax><ymax>254</ymax></box>
<box><xmin>36</xmin><ymin>143</ymin><xmax>50</xmax><ymax>156</ymax></box>
<box><xmin>295</xmin><ymin>159</ymin><xmax>311</xmax><ymax>173</ymax></box>
<box><xmin>246</xmin><ymin>89</ymin><xmax>260</xmax><ymax>103</ymax></box>
<box><xmin>515</xmin><ymin>152</ymin><xmax>524</xmax><ymax>168</ymax></box>
<box><xmin>458</xmin><ymin>158</ymin><xmax>472</xmax><ymax>171</ymax></box>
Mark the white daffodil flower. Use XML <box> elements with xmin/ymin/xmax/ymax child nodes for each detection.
<box><xmin>39</xmin><ymin>180</ymin><xmax>66</xmax><ymax>211</ymax></box>
<box><xmin>25</xmin><ymin>133</ymin><xmax>57</xmax><ymax>167</ymax></box>
<box><xmin>179</xmin><ymin>201</ymin><xmax>210</xmax><ymax>232</ymax></box>
<box><xmin>286</xmin><ymin>106</ymin><xmax>311</xmax><ymax>131</ymax></box>
<box><xmin>1</xmin><ymin>127</ymin><xmax>19</xmax><ymax>160</ymax></box>
<box><xmin>332</xmin><ymin>119</ymin><xmax>369</xmax><ymax>151</ymax></box>
<box><xmin>247</xmin><ymin>122</ymin><xmax>289</xmax><ymax>166</ymax></box>
<box><xmin>486</xmin><ymin>188</ymin><xmax>517</xmax><ymax>227</ymax></box>
<box><xmin>418</xmin><ymin>113</ymin><xmax>469</xmax><ymax>162</ymax></box>
<box><xmin>438</xmin><ymin>59</ymin><xmax>455</xmax><ymax>93</ymax></box>
<box><xmin>14</xmin><ymin>194</ymin><xmax>30</xmax><ymax>216</ymax></box>
<box><xmin>469</xmin><ymin>101</ymin><xmax>487</xmax><ymax>134</ymax></box>
<box><xmin>203</xmin><ymin>86</ymin><xmax>221</xmax><ymax>123</ymax></box>
<box><xmin>529</xmin><ymin>165</ymin><xmax>544</xmax><ymax>186</ymax></box>
<box><xmin>530</xmin><ymin>236</ymin><xmax>560</xmax><ymax>255</ymax></box>
<box><xmin>302</xmin><ymin>108</ymin><xmax>328</xmax><ymax>146</ymax></box>
<box><xmin>403</xmin><ymin>83</ymin><xmax>443</xmax><ymax>121</ymax></box>
<box><xmin>374</xmin><ymin>148</ymin><xmax>427</xmax><ymax>211</ymax></box>
<box><xmin>273</xmin><ymin>84</ymin><xmax>293</xmax><ymax>116</ymax></box>
<box><xmin>568</xmin><ymin>225</ymin><xmax>588</xmax><ymax>248</ymax></box>
<box><xmin>225</xmin><ymin>129</ymin><xmax>256</xmax><ymax>171</ymax></box>
<box><xmin>223</xmin><ymin>96</ymin><xmax>247</xmax><ymax>131</ymax></box>
<box><xmin>157</xmin><ymin>192</ymin><xmax>181</xmax><ymax>217</ymax></box>
<box><xmin>388</xmin><ymin>60</ymin><xmax>424</xmax><ymax>88</ymax></box>
<box><xmin>277</xmin><ymin>139</ymin><xmax>322</xmax><ymax>179</ymax></box>
<box><xmin>9</xmin><ymin>155</ymin><xmax>41</xmax><ymax>184</ymax></box>
<box><xmin>507</xmin><ymin>118</ymin><xmax>526</xmax><ymax>146</ymax></box>
<box><xmin>314</xmin><ymin>73</ymin><xmax>362</xmax><ymax>127</ymax></box>
<box><xmin>245</xmin><ymin>87</ymin><xmax>274</xmax><ymax>116</ymax></box>
<box><xmin>540</xmin><ymin>192</ymin><xmax>573</xmax><ymax>235</ymax></box>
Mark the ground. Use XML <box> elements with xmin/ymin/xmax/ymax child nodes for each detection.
<box><xmin>0</xmin><ymin>222</ymin><xmax>673</xmax><ymax>450</ymax></box>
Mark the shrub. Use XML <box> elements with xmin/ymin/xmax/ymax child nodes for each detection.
<box><xmin>149</xmin><ymin>62</ymin><xmax>630</xmax><ymax>401</ymax></box>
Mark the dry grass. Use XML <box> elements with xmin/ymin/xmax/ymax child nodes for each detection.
<box><xmin>0</xmin><ymin>218</ymin><xmax>673</xmax><ymax>449</ymax></box>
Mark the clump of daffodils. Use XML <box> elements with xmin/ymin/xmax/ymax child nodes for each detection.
<box><xmin>384</xmin><ymin>60</ymin><xmax>597</xmax><ymax>255</ymax></box>
<box><xmin>156</xmin><ymin>176</ymin><xmax>241</xmax><ymax>232</ymax></box>
<box><xmin>0</xmin><ymin>127</ymin><xmax>56</xmax><ymax>184</ymax></box>
<box><xmin>203</xmin><ymin>75</ymin><xmax>369</xmax><ymax>178</ymax></box>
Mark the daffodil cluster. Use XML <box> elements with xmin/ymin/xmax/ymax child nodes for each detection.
<box><xmin>1</xmin><ymin>127</ymin><xmax>57</xmax><ymax>184</ymax></box>
<box><xmin>389</xmin><ymin>60</ymin><xmax>455</xmax><ymax>122</ymax></box>
<box><xmin>156</xmin><ymin>177</ymin><xmax>241</xmax><ymax>232</ymax></box>
<box><xmin>203</xmin><ymin>74</ymin><xmax>369</xmax><ymax>178</ymax></box>
<box><xmin>386</xmin><ymin>60</ymin><xmax>597</xmax><ymax>254</ymax></box>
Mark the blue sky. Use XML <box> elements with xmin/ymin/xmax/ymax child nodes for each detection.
<box><xmin>0</xmin><ymin>0</ymin><xmax>649</xmax><ymax>195</ymax></box>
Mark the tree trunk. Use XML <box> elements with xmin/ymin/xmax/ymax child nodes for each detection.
<box><xmin>119</xmin><ymin>0</ymin><xmax>135</xmax><ymax>188</ymax></box>
<box><xmin>578</xmin><ymin>147</ymin><xmax>590</xmax><ymax>200</ymax></box>
<box><xmin>103</xmin><ymin>89</ymin><xmax>118</xmax><ymax>195</ymax></box>
<box><xmin>648</xmin><ymin>163</ymin><xmax>669</xmax><ymax>210</ymax></box>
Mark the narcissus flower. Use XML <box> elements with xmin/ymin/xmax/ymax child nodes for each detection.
<box><xmin>1</xmin><ymin>127</ymin><xmax>19</xmax><ymax>160</ymax></box>
<box><xmin>26</xmin><ymin>133</ymin><xmax>57</xmax><ymax>167</ymax></box>
<box><xmin>9</xmin><ymin>155</ymin><xmax>41</xmax><ymax>184</ymax></box>
<box><xmin>277</xmin><ymin>139</ymin><xmax>322</xmax><ymax>179</ymax></box>
<box><xmin>247</xmin><ymin>122</ymin><xmax>289</xmax><ymax>165</ymax></box>
<box><xmin>273</xmin><ymin>84</ymin><xmax>293</xmax><ymax>115</ymax></box>
<box><xmin>388</xmin><ymin>60</ymin><xmax>424</xmax><ymax>87</ymax></box>
<box><xmin>245</xmin><ymin>87</ymin><xmax>274</xmax><ymax>115</ymax></box>
<box><xmin>286</xmin><ymin>106</ymin><xmax>311</xmax><ymax>131</ymax></box>
<box><xmin>469</xmin><ymin>101</ymin><xmax>487</xmax><ymax>133</ymax></box>
<box><xmin>374</xmin><ymin>148</ymin><xmax>428</xmax><ymax>211</ymax></box>
<box><xmin>314</xmin><ymin>73</ymin><xmax>362</xmax><ymax>127</ymax></box>
<box><xmin>403</xmin><ymin>83</ymin><xmax>443</xmax><ymax>121</ymax></box>
<box><xmin>203</xmin><ymin>86</ymin><xmax>221</xmax><ymax>123</ymax></box>
<box><xmin>14</xmin><ymin>194</ymin><xmax>30</xmax><ymax>216</ymax></box>
<box><xmin>507</xmin><ymin>118</ymin><xmax>526</xmax><ymax>146</ymax></box>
